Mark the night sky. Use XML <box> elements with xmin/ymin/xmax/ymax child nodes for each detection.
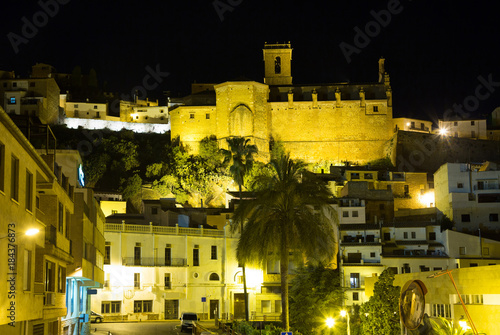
<box><xmin>1</xmin><ymin>1</ymin><xmax>499</xmax><ymax>123</ymax></box>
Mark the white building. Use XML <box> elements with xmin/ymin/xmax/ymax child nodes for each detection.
<box><xmin>434</xmin><ymin>162</ymin><xmax>500</xmax><ymax>232</ymax></box>
<box><xmin>438</xmin><ymin>118</ymin><xmax>487</xmax><ymax>139</ymax></box>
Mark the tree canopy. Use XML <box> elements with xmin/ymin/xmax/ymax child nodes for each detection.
<box><xmin>233</xmin><ymin>154</ymin><xmax>338</xmax><ymax>330</ymax></box>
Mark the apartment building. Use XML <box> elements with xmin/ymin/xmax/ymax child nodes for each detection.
<box><xmin>434</xmin><ymin>162</ymin><xmax>500</xmax><ymax>232</ymax></box>
<box><xmin>0</xmin><ymin>107</ymin><xmax>72</xmax><ymax>335</ymax></box>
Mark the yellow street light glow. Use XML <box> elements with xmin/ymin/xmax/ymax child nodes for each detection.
<box><xmin>326</xmin><ymin>317</ymin><xmax>335</xmax><ymax>328</ymax></box>
<box><xmin>26</xmin><ymin>228</ymin><xmax>40</xmax><ymax>236</ymax></box>
<box><xmin>340</xmin><ymin>310</ymin><xmax>347</xmax><ymax>317</ymax></box>
<box><xmin>438</xmin><ymin>128</ymin><xmax>448</xmax><ymax>136</ymax></box>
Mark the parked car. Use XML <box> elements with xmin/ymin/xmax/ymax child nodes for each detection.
<box><xmin>90</xmin><ymin>311</ymin><xmax>104</xmax><ymax>323</ymax></box>
<box><xmin>179</xmin><ymin>312</ymin><xmax>198</xmax><ymax>332</ymax></box>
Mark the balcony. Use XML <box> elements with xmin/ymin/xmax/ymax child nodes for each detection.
<box><xmin>105</xmin><ymin>223</ymin><xmax>227</xmax><ymax>238</ymax></box>
<box><xmin>122</xmin><ymin>257</ymin><xmax>187</xmax><ymax>267</ymax></box>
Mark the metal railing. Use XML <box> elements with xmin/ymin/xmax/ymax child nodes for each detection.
<box><xmin>105</xmin><ymin>223</ymin><xmax>226</xmax><ymax>238</ymax></box>
<box><xmin>122</xmin><ymin>257</ymin><xmax>187</xmax><ymax>267</ymax></box>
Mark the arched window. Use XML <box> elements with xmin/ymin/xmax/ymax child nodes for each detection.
<box><xmin>274</xmin><ymin>57</ymin><xmax>281</xmax><ymax>74</ymax></box>
<box><xmin>209</xmin><ymin>273</ymin><xmax>220</xmax><ymax>281</ymax></box>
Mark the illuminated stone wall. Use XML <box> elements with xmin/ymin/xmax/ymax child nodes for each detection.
<box><xmin>170</xmin><ymin>81</ymin><xmax>393</xmax><ymax>164</ymax></box>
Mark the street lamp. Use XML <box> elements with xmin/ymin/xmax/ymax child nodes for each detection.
<box><xmin>340</xmin><ymin>310</ymin><xmax>351</xmax><ymax>335</ymax></box>
<box><xmin>1</xmin><ymin>228</ymin><xmax>40</xmax><ymax>240</ymax></box>
<box><xmin>326</xmin><ymin>317</ymin><xmax>335</xmax><ymax>328</ymax></box>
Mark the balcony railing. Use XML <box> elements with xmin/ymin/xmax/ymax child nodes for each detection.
<box><xmin>122</xmin><ymin>257</ymin><xmax>187</xmax><ymax>267</ymax></box>
<box><xmin>105</xmin><ymin>223</ymin><xmax>227</xmax><ymax>238</ymax></box>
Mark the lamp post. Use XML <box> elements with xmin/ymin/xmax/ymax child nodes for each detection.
<box><xmin>340</xmin><ymin>310</ymin><xmax>351</xmax><ymax>335</ymax></box>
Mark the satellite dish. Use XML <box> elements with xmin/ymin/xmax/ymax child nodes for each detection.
<box><xmin>399</xmin><ymin>280</ymin><xmax>427</xmax><ymax>330</ymax></box>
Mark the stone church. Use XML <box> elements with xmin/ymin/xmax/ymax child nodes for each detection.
<box><xmin>170</xmin><ymin>43</ymin><xmax>394</xmax><ymax>165</ymax></box>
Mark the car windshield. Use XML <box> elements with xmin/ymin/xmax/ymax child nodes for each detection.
<box><xmin>183</xmin><ymin>314</ymin><xmax>197</xmax><ymax>320</ymax></box>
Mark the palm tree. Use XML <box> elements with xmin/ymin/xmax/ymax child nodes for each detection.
<box><xmin>220</xmin><ymin>136</ymin><xmax>258</xmax><ymax>322</ymax></box>
<box><xmin>233</xmin><ymin>154</ymin><xmax>337</xmax><ymax>330</ymax></box>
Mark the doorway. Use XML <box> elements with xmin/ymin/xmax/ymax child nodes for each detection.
<box><xmin>210</xmin><ymin>300</ymin><xmax>219</xmax><ymax>319</ymax></box>
<box><xmin>234</xmin><ymin>293</ymin><xmax>245</xmax><ymax>319</ymax></box>
<box><xmin>164</xmin><ymin>299</ymin><xmax>179</xmax><ymax>320</ymax></box>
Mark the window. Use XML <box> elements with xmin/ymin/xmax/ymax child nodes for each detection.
<box><xmin>8</xmin><ymin>97</ymin><xmax>16</xmax><ymax>104</ymax></box>
<box><xmin>209</xmin><ymin>273</ymin><xmax>220</xmax><ymax>281</ymax></box>
<box><xmin>461</xmin><ymin>214</ymin><xmax>471</xmax><ymax>222</ymax></box>
<box><xmin>25</xmin><ymin>170</ymin><xmax>33</xmax><ymax>211</ymax></box>
<box><xmin>23</xmin><ymin>249</ymin><xmax>32</xmax><ymax>291</ymax></box>
<box><xmin>94</xmin><ymin>105</ymin><xmax>98</xmax><ymax>109</ymax></box>
<box><xmin>262</xmin><ymin>300</ymin><xmax>271</xmax><ymax>313</ymax></box>
<box><xmin>134</xmin><ymin>300</ymin><xmax>152</xmax><ymax>313</ymax></box>
<box><xmin>402</xmin><ymin>264</ymin><xmax>411</xmax><ymax>273</ymax></box>
<box><xmin>275</xmin><ymin>300</ymin><xmax>282</xmax><ymax>314</ymax></box>
<box><xmin>352</xmin><ymin>292</ymin><xmax>359</xmax><ymax>301</ymax></box>
<box><xmin>370</xmin><ymin>252</ymin><xmax>375</xmax><ymax>258</ymax></box>
<box><xmin>453</xmin><ymin>121</ymin><xmax>458</xmax><ymax>127</ymax></box>
<box><xmin>459</xmin><ymin>247</ymin><xmax>466</xmax><ymax>255</ymax></box>
<box><xmin>206</xmin><ymin>113</ymin><xmax>210</xmax><ymax>119</ymax></box>
<box><xmin>151</xmin><ymin>207</ymin><xmax>158</xmax><ymax>215</ymax></box>
<box><xmin>190</xmin><ymin>114</ymin><xmax>195</xmax><ymax>119</ymax></box>
<box><xmin>45</xmin><ymin>261</ymin><xmax>56</xmax><ymax>292</ymax></box>
<box><xmin>104</xmin><ymin>273</ymin><xmax>110</xmax><ymax>288</ymax></box>
<box><xmin>471</xmin><ymin>131</ymin><xmax>476</xmax><ymax>138</ymax></box>
<box><xmin>267</xmin><ymin>258</ymin><xmax>280</xmax><ymax>274</ymax></box>
<box><xmin>432</xmin><ymin>304</ymin><xmax>451</xmax><ymax>318</ymax></box>
<box><xmin>457</xmin><ymin>183</ymin><xmax>463</xmax><ymax>188</ymax></box>
<box><xmin>165</xmin><ymin>246</ymin><xmax>171</xmax><ymax>266</ymax></box>
<box><xmin>384</xmin><ymin>232</ymin><xmax>391</xmax><ymax>241</ymax></box>
<box><xmin>164</xmin><ymin>273</ymin><xmax>171</xmax><ymax>289</ymax></box>
<box><xmin>489</xmin><ymin>213</ymin><xmax>499</xmax><ymax>222</ymax></box>
<box><xmin>74</xmin><ymin>104</ymin><xmax>78</xmax><ymax>108</ymax></box>
<box><xmin>57</xmin><ymin>266</ymin><xmax>66</xmax><ymax>293</ymax></box>
<box><xmin>429</xmin><ymin>232</ymin><xmax>436</xmax><ymax>241</ymax></box>
<box><xmin>134</xmin><ymin>245</ymin><xmax>141</xmax><ymax>265</ymax></box>
<box><xmin>274</xmin><ymin>56</ymin><xmax>281</xmax><ymax>74</ymax></box>
<box><xmin>0</xmin><ymin>143</ymin><xmax>4</xmax><ymax>192</ymax></box>
<box><xmin>379</xmin><ymin>204</ymin><xmax>385</xmax><ymax>210</ymax></box>
<box><xmin>364</xmin><ymin>173</ymin><xmax>373</xmax><ymax>179</ymax></box>
<box><xmin>134</xmin><ymin>273</ymin><xmax>140</xmax><ymax>289</ymax></box>
<box><xmin>350</xmin><ymin>273</ymin><xmax>360</xmax><ymax>288</ymax></box>
<box><xmin>102</xmin><ymin>301</ymin><xmax>121</xmax><ymax>314</ymax></box>
<box><xmin>104</xmin><ymin>245</ymin><xmax>111</xmax><ymax>265</ymax></box>
<box><xmin>352</xmin><ymin>210</ymin><xmax>359</xmax><ymax>217</ymax></box>
<box><xmin>483</xmin><ymin>247</ymin><xmax>490</xmax><ymax>256</ymax></box>
<box><xmin>404</xmin><ymin>232</ymin><xmax>408</xmax><ymax>239</ymax></box>
<box><xmin>470</xmin><ymin>263</ymin><xmax>478</xmax><ymax>267</ymax></box>
<box><xmin>471</xmin><ymin>121</ymin><xmax>475</xmax><ymax>126</ymax></box>
<box><xmin>58</xmin><ymin>203</ymin><xmax>64</xmax><ymax>233</ymax></box>
<box><xmin>411</xmin><ymin>232</ymin><xmax>416</xmax><ymax>239</ymax></box>
<box><xmin>351</xmin><ymin>173</ymin><xmax>360</xmax><ymax>180</ymax></box>
<box><xmin>11</xmin><ymin>155</ymin><xmax>19</xmax><ymax>201</ymax></box>
<box><xmin>13</xmin><ymin>82</ymin><xmax>17</xmax><ymax>87</ymax></box>
<box><xmin>373</xmin><ymin>106</ymin><xmax>379</xmax><ymax>112</ymax></box>
<box><xmin>193</xmin><ymin>248</ymin><xmax>199</xmax><ymax>266</ymax></box>
<box><xmin>211</xmin><ymin>245</ymin><xmax>217</xmax><ymax>260</ymax></box>
<box><xmin>343</xmin><ymin>211</ymin><xmax>349</xmax><ymax>218</ymax></box>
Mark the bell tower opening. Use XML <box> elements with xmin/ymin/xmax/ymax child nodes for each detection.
<box><xmin>263</xmin><ymin>42</ymin><xmax>292</xmax><ymax>86</ymax></box>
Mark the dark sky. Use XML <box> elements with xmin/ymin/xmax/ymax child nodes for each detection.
<box><xmin>1</xmin><ymin>1</ymin><xmax>499</xmax><ymax>122</ymax></box>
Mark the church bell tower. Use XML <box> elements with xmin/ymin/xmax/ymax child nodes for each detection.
<box><xmin>263</xmin><ymin>42</ymin><xmax>293</xmax><ymax>86</ymax></box>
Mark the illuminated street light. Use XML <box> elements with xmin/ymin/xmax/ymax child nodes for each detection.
<box><xmin>26</xmin><ymin>228</ymin><xmax>40</xmax><ymax>236</ymax></box>
<box><xmin>326</xmin><ymin>317</ymin><xmax>335</xmax><ymax>328</ymax></box>
<box><xmin>438</xmin><ymin>128</ymin><xmax>448</xmax><ymax>136</ymax></box>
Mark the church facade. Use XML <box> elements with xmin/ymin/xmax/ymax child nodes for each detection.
<box><xmin>170</xmin><ymin>43</ymin><xmax>394</xmax><ymax>165</ymax></box>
